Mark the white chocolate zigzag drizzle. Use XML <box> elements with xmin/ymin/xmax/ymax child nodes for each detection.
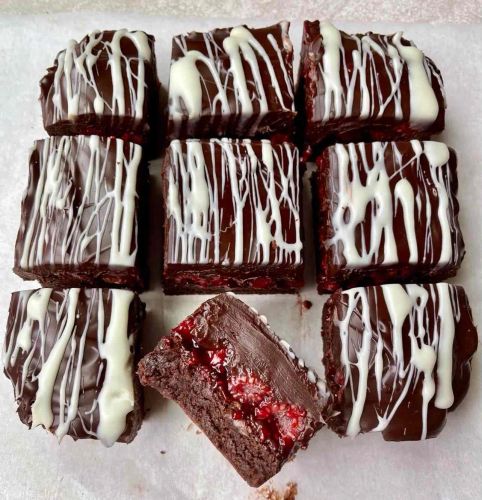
<box><xmin>169</xmin><ymin>23</ymin><xmax>294</xmax><ymax>128</ymax></box>
<box><xmin>337</xmin><ymin>283</ymin><xmax>459</xmax><ymax>439</ymax></box>
<box><xmin>19</xmin><ymin>135</ymin><xmax>141</xmax><ymax>269</ymax></box>
<box><xmin>3</xmin><ymin>289</ymin><xmax>136</xmax><ymax>447</ymax></box>
<box><xmin>317</xmin><ymin>22</ymin><xmax>441</xmax><ymax>126</ymax></box>
<box><xmin>51</xmin><ymin>29</ymin><xmax>152</xmax><ymax>120</ymax></box>
<box><xmin>328</xmin><ymin>140</ymin><xmax>461</xmax><ymax>267</ymax></box>
<box><xmin>166</xmin><ymin>139</ymin><xmax>302</xmax><ymax>266</ymax></box>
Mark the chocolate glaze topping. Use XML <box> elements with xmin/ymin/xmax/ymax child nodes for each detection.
<box><xmin>3</xmin><ymin>288</ymin><xmax>145</xmax><ymax>446</ymax></box>
<box><xmin>322</xmin><ymin>283</ymin><xmax>478</xmax><ymax>441</ymax></box>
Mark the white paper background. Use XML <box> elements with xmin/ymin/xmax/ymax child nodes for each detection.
<box><xmin>0</xmin><ymin>13</ymin><xmax>480</xmax><ymax>500</ymax></box>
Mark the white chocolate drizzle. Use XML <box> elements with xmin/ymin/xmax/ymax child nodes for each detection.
<box><xmin>50</xmin><ymin>30</ymin><xmax>152</xmax><ymax>120</ymax></box>
<box><xmin>169</xmin><ymin>23</ymin><xmax>294</xmax><ymax>134</ymax></box>
<box><xmin>166</xmin><ymin>139</ymin><xmax>302</xmax><ymax>266</ymax></box>
<box><xmin>328</xmin><ymin>141</ymin><xmax>461</xmax><ymax>267</ymax></box>
<box><xmin>337</xmin><ymin>283</ymin><xmax>459</xmax><ymax>439</ymax></box>
<box><xmin>3</xmin><ymin>289</ymin><xmax>136</xmax><ymax>446</ymax></box>
<box><xmin>19</xmin><ymin>135</ymin><xmax>141</xmax><ymax>269</ymax></box>
<box><xmin>315</xmin><ymin>22</ymin><xmax>441</xmax><ymax>126</ymax></box>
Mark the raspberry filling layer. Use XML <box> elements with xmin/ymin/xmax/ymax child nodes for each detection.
<box><xmin>166</xmin><ymin>317</ymin><xmax>309</xmax><ymax>456</ymax></box>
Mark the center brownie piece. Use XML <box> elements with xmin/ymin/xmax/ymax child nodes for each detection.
<box><xmin>138</xmin><ymin>293</ymin><xmax>326</xmax><ymax>487</ymax></box>
<box><xmin>313</xmin><ymin>140</ymin><xmax>464</xmax><ymax>293</ymax></box>
<box><xmin>162</xmin><ymin>138</ymin><xmax>304</xmax><ymax>294</ymax></box>
<box><xmin>13</xmin><ymin>135</ymin><xmax>147</xmax><ymax>289</ymax></box>
<box><xmin>167</xmin><ymin>22</ymin><xmax>296</xmax><ymax>140</ymax></box>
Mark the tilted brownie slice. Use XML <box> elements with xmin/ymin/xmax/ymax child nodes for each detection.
<box><xmin>162</xmin><ymin>138</ymin><xmax>304</xmax><ymax>294</ymax></box>
<box><xmin>138</xmin><ymin>293</ymin><xmax>326</xmax><ymax>487</ymax></box>
<box><xmin>297</xmin><ymin>21</ymin><xmax>445</xmax><ymax>153</ymax></box>
<box><xmin>40</xmin><ymin>29</ymin><xmax>159</xmax><ymax>145</ymax></box>
<box><xmin>167</xmin><ymin>22</ymin><xmax>296</xmax><ymax>140</ymax></box>
<box><xmin>14</xmin><ymin>135</ymin><xmax>147</xmax><ymax>289</ymax></box>
<box><xmin>322</xmin><ymin>283</ymin><xmax>478</xmax><ymax>441</ymax></box>
<box><xmin>313</xmin><ymin>141</ymin><xmax>464</xmax><ymax>293</ymax></box>
<box><xmin>3</xmin><ymin>288</ymin><xmax>145</xmax><ymax>446</ymax></box>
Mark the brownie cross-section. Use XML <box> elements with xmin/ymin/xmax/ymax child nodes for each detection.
<box><xmin>138</xmin><ymin>293</ymin><xmax>326</xmax><ymax>486</ymax></box>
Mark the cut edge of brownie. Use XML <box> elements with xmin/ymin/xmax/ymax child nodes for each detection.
<box><xmin>139</xmin><ymin>347</ymin><xmax>283</xmax><ymax>487</ymax></box>
<box><xmin>138</xmin><ymin>293</ymin><xmax>327</xmax><ymax>486</ymax></box>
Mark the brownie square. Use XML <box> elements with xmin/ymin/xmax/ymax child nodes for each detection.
<box><xmin>167</xmin><ymin>22</ymin><xmax>296</xmax><ymax>140</ymax></box>
<box><xmin>13</xmin><ymin>135</ymin><xmax>147</xmax><ymax>290</ymax></box>
<box><xmin>162</xmin><ymin>138</ymin><xmax>304</xmax><ymax>294</ymax></box>
<box><xmin>297</xmin><ymin>21</ymin><xmax>446</xmax><ymax>152</ymax></box>
<box><xmin>312</xmin><ymin>141</ymin><xmax>464</xmax><ymax>293</ymax></box>
<box><xmin>3</xmin><ymin>288</ymin><xmax>145</xmax><ymax>446</ymax></box>
<box><xmin>40</xmin><ymin>30</ymin><xmax>159</xmax><ymax>145</ymax></box>
<box><xmin>322</xmin><ymin>283</ymin><xmax>478</xmax><ymax>441</ymax></box>
<box><xmin>138</xmin><ymin>293</ymin><xmax>326</xmax><ymax>486</ymax></box>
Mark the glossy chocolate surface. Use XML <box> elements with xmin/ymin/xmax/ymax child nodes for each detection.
<box><xmin>40</xmin><ymin>30</ymin><xmax>158</xmax><ymax>145</ymax></box>
<box><xmin>162</xmin><ymin>139</ymin><xmax>304</xmax><ymax>294</ymax></box>
<box><xmin>297</xmin><ymin>21</ymin><xmax>446</xmax><ymax>151</ymax></box>
<box><xmin>14</xmin><ymin>135</ymin><xmax>146</xmax><ymax>289</ymax></box>
<box><xmin>167</xmin><ymin>22</ymin><xmax>296</xmax><ymax>140</ymax></box>
<box><xmin>322</xmin><ymin>283</ymin><xmax>478</xmax><ymax>441</ymax></box>
<box><xmin>313</xmin><ymin>141</ymin><xmax>464</xmax><ymax>292</ymax></box>
<box><xmin>3</xmin><ymin>288</ymin><xmax>145</xmax><ymax>446</ymax></box>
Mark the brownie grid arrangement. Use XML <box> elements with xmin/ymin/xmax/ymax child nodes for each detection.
<box><xmin>3</xmin><ymin>20</ymin><xmax>478</xmax><ymax>489</ymax></box>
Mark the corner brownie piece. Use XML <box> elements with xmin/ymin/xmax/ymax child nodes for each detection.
<box><xmin>313</xmin><ymin>141</ymin><xmax>464</xmax><ymax>293</ymax></box>
<box><xmin>167</xmin><ymin>22</ymin><xmax>296</xmax><ymax>140</ymax></box>
<box><xmin>3</xmin><ymin>288</ymin><xmax>145</xmax><ymax>446</ymax></box>
<box><xmin>138</xmin><ymin>293</ymin><xmax>326</xmax><ymax>486</ymax></box>
<box><xmin>297</xmin><ymin>21</ymin><xmax>445</xmax><ymax>151</ymax></box>
<box><xmin>162</xmin><ymin>138</ymin><xmax>303</xmax><ymax>294</ymax></box>
<box><xmin>322</xmin><ymin>283</ymin><xmax>478</xmax><ymax>441</ymax></box>
<box><xmin>14</xmin><ymin>135</ymin><xmax>147</xmax><ymax>289</ymax></box>
<box><xmin>40</xmin><ymin>29</ymin><xmax>158</xmax><ymax>145</ymax></box>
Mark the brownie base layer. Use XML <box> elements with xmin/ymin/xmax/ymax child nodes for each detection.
<box><xmin>299</xmin><ymin>118</ymin><xmax>441</xmax><ymax>161</ymax></box>
<box><xmin>162</xmin><ymin>265</ymin><xmax>304</xmax><ymax>295</ymax></box>
<box><xmin>316</xmin><ymin>263</ymin><xmax>461</xmax><ymax>294</ymax></box>
<box><xmin>13</xmin><ymin>265</ymin><xmax>145</xmax><ymax>291</ymax></box>
<box><xmin>139</xmin><ymin>347</ymin><xmax>283</xmax><ymax>487</ymax></box>
<box><xmin>167</xmin><ymin>110</ymin><xmax>296</xmax><ymax>143</ymax></box>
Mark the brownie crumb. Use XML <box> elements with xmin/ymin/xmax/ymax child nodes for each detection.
<box><xmin>160</xmin><ymin>450</ymin><xmax>166</xmax><ymax>455</ymax></box>
<box><xmin>254</xmin><ymin>481</ymin><xmax>298</xmax><ymax>500</ymax></box>
<box><xmin>302</xmin><ymin>300</ymin><xmax>312</xmax><ymax>311</ymax></box>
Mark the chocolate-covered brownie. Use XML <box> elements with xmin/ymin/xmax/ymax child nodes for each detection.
<box><xmin>322</xmin><ymin>283</ymin><xmax>478</xmax><ymax>441</ymax></box>
<box><xmin>167</xmin><ymin>22</ymin><xmax>296</xmax><ymax>140</ymax></box>
<box><xmin>40</xmin><ymin>29</ymin><xmax>159</xmax><ymax>145</ymax></box>
<box><xmin>14</xmin><ymin>135</ymin><xmax>147</xmax><ymax>289</ymax></box>
<box><xmin>138</xmin><ymin>293</ymin><xmax>326</xmax><ymax>486</ymax></box>
<box><xmin>3</xmin><ymin>288</ymin><xmax>145</xmax><ymax>446</ymax></box>
<box><xmin>312</xmin><ymin>141</ymin><xmax>464</xmax><ymax>292</ymax></box>
<box><xmin>162</xmin><ymin>138</ymin><xmax>304</xmax><ymax>294</ymax></box>
<box><xmin>297</xmin><ymin>21</ymin><xmax>446</xmax><ymax>153</ymax></box>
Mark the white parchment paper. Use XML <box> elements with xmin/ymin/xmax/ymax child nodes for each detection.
<box><xmin>0</xmin><ymin>13</ymin><xmax>480</xmax><ymax>500</ymax></box>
